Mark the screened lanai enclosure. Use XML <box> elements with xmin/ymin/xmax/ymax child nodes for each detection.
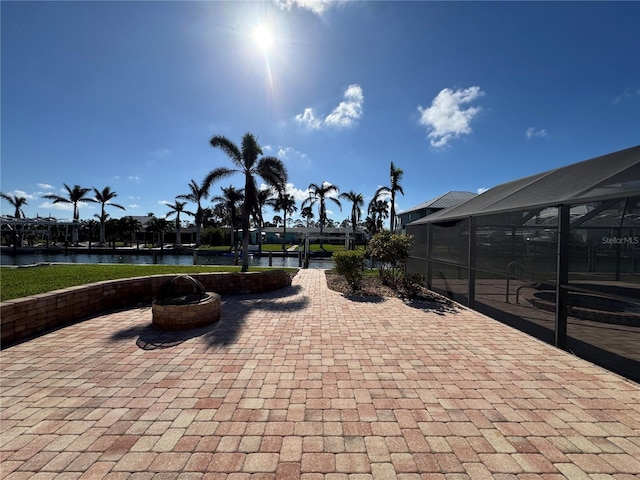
<box><xmin>407</xmin><ymin>146</ymin><xmax>640</xmax><ymax>383</ymax></box>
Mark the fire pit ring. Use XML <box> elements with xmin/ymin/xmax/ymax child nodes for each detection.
<box><xmin>152</xmin><ymin>275</ymin><xmax>221</xmax><ymax>330</ymax></box>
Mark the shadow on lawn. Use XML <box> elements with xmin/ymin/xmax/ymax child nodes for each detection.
<box><xmin>110</xmin><ymin>284</ymin><xmax>306</xmax><ymax>350</ymax></box>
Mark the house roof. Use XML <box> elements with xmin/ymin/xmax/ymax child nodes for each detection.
<box><xmin>398</xmin><ymin>191</ymin><xmax>477</xmax><ymax>215</ymax></box>
<box><xmin>410</xmin><ymin>145</ymin><xmax>640</xmax><ymax>225</ymax></box>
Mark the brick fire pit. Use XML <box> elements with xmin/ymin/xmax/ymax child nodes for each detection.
<box><xmin>152</xmin><ymin>275</ymin><xmax>221</xmax><ymax>330</ymax></box>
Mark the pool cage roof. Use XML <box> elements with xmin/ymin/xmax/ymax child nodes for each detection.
<box><xmin>411</xmin><ymin>145</ymin><xmax>640</xmax><ymax>225</ymax></box>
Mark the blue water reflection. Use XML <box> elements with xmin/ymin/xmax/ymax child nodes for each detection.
<box><xmin>0</xmin><ymin>252</ymin><xmax>334</xmax><ymax>269</ymax></box>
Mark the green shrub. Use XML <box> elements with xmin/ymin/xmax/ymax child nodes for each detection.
<box><xmin>367</xmin><ymin>231</ymin><xmax>414</xmax><ymax>289</ymax></box>
<box><xmin>332</xmin><ymin>249</ymin><xmax>366</xmax><ymax>292</ymax></box>
<box><xmin>402</xmin><ymin>272</ymin><xmax>426</xmax><ymax>298</ymax></box>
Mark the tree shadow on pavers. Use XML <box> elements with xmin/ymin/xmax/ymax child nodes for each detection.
<box><xmin>110</xmin><ymin>323</ymin><xmax>217</xmax><ymax>350</ymax></box>
<box><xmin>402</xmin><ymin>296</ymin><xmax>459</xmax><ymax>315</ymax></box>
<box><xmin>342</xmin><ymin>293</ymin><xmax>386</xmax><ymax>303</ymax></box>
<box><xmin>110</xmin><ymin>284</ymin><xmax>307</xmax><ymax>350</ymax></box>
<box><xmin>201</xmin><ymin>284</ymin><xmax>308</xmax><ymax>347</ymax></box>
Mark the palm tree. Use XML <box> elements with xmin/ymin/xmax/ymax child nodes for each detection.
<box><xmin>367</xmin><ymin>198</ymin><xmax>389</xmax><ymax>235</ymax></box>
<box><xmin>42</xmin><ymin>184</ymin><xmax>94</xmax><ymax>244</ymax></box>
<box><xmin>118</xmin><ymin>216</ymin><xmax>142</xmax><ymax>246</ymax></box>
<box><xmin>83</xmin><ymin>219</ymin><xmax>100</xmax><ymax>246</ymax></box>
<box><xmin>300</xmin><ymin>206</ymin><xmax>315</xmax><ymax>228</ymax></box>
<box><xmin>254</xmin><ymin>188</ymin><xmax>274</xmax><ymax>254</ymax></box>
<box><xmin>93</xmin><ymin>212</ymin><xmax>110</xmax><ymax>243</ymax></box>
<box><xmin>1</xmin><ymin>193</ymin><xmax>29</xmax><ymax>249</ymax></box>
<box><xmin>165</xmin><ymin>200</ymin><xmax>194</xmax><ymax>247</ymax></box>
<box><xmin>93</xmin><ymin>187</ymin><xmax>126</xmax><ymax>245</ymax></box>
<box><xmin>177</xmin><ymin>179</ymin><xmax>209</xmax><ymax>247</ymax></box>
<box><xmin>146</xmin><ymin>216</ymin><xmax>171</xmax><ymax>247</ymax></box>
<box><xmin>374</xmin><ymin>161</ymin><xmax>405</xmax><ymax>231</ymax></box>
<box><xmin>269</xmin><ymin>191</ymin><xmax>297</xmax><ymax>253</ymax></box>
<box><xmin>203</xmin><ymin>132</ymin><xmax>288</xmax><ymax>272</ymax></box>
<box><xmin>339</xmin><ymin>190</ymin><xmax>364</xmax><ymax>249</ymax></box>
<box><xmin>1</xmin><ymin>192</ymin><xmax>28</xmax><ymax>218</ymax></box>
<box><xmin>302</xmin><ymin>182</ymin><xmax>341</xmax><ymax>248</ymax></box>
<box><xmin>212</xmin><ymin>186</ymin><xmax>245</xmax><ymax>252</ymax></box>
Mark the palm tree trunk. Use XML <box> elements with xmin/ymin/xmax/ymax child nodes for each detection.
<box><xmin>195</xmin><ymin>208</ymin><xmax>202</xmax><ymax>246</ymax></box>
<box><xmin>282</xmin><ymin>213</ymin><xmax>287</xmax><ymax>254</ymax></box>
<box><xmin>240</xmin><ymin>206</ymin><xmax>250</xmax><ymax>272</ymax></box>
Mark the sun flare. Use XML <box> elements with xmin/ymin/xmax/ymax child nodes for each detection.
<box><xmin>252</xmin><ymin>24</ymin><xmax>274</xmax><ymax>51</ymax></box>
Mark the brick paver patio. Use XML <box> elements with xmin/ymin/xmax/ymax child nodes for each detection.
<box><xmin>1</xmin><ymin>269</ymin><xmax>639</xmax><ymax>479</ymax></box>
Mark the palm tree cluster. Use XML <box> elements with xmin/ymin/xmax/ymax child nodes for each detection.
<box><xmin>2</xmin><ymin>131</ymin><xmax>405</xmax><ymax>271</ymax></box>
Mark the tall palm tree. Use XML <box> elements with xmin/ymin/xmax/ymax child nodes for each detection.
<box><xmin>1</xmin><ymin>192</ymin><xmax>28</xmax><ymax>218</ymax></box>
<box><xmin>93</xmin><ymin>187</ymin><xmax>126</xmax><ymax>245</ymax></box>
<box><xmin>177</xmin><ymin>179</ymin><xmax>209</xmax><ymax>247</ymax></box>
<box><xmin>374</xmin><ymin>161</ymin><xmax>404</xmax><ymax>231</ymax></box>
<box><xmin>302</xmin><ymin>182</ymin><xmax>341</xmax><ymax>248</ymax></box>
<box><xmin>269</xmin><ymin>191</ymin><xmax>297</xmax><ymax>253</ymax></box>
<box><xmin>212</xmin><ymin>186</ymin><xmax>245</xmax><ymax>252</ymax></box>
<box><xmin>42</xmin><ymin>184</ymin><xmax>94</xmax><ymax>244</ymax></box>
<box><xmin>203</xmin><ymin>132</ymin><xmax>288</xmax><ymax>272</ymax></box>
<box><xmin>339</xmin><ymin>190</ymin><xmax>364</xmax><ymax>249</ymax></box>
<box><xmin>165</xmin><ymin>200</ymin><xmax>194</xmax><ymax>247</ymax></box>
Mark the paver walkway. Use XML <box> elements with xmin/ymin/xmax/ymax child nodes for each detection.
<box><xmin>1</xmin><ymin>269</ymin><xmax>639</xmax><ymax>479</ymax></box>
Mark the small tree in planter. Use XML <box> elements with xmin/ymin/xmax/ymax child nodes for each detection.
<box><xmin>333</xmin><ymin>249</ymin><xmax>366</xmax><ymax>293</ymax></box>
<box><xmin>367</xmin><ymin>231</ymin><xmax>413</xmax><ymax>290</ymax></box>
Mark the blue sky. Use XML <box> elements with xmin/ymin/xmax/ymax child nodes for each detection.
<box><xmin>2</xmin><ymin>1</ymin><xmax>639</xmax><ymax>224</ymax></box>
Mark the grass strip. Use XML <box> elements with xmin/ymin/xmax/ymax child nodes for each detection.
<box><xmin>0</xmin><ymin>264</ymin><xmax>297</xmax><ymax>302</ymax></box>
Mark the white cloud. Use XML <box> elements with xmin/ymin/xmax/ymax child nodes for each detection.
<box><xmin>295</xmin><ymin>108</ymin><xmax>322</xmax><ymax>130</ymax></box>
<box><xmin>39</xmin><ymin>201</ymin><xmax>73</xmax><ymax>212</ymax></box>
<box><xmin>286</xmin><ymin>183</ymin><xmax>313</xmax><ymax>202</ymax></box>
<box><xmin>5</xmin><ymin>189</ymin><xmax>37</xmax><ymax>201</ymax></box>
<box><xmin>526</xmin><ymin>127</ymin><xmax>548</xmax><ymax>140</ymax></box>
<box><xmin>324</xmin><ymin>84</ymin><xmax>364</xmax><ymax>128</ymax></box>
<box><xmin>477</xmin><ymin>187</ymin><xmax>489</xmax><ymax>194</ymax></box>
<box><xmin>418</xmin><ymin>86</ymin><xmax>485</xmax><ymax>147</ymax></box>
<box><xmin>276</xmin><ymin>0</ymin><xmax>344</xmax><ymax>16</ymax></box>
<box><xmin>129</xmin><ymin>204</ymin><xmax>139</xmax><ymax>209</ymax></box>
<box><xmin>37</xmin><ymin>183</ymin><xmax>54</xmax><ymax>190</ymax></box>
<box><xmin>258</xmin><ymin>182</ymin><xmax>312</xmax><ymax>203</ymax></box>
<box><xmin>296</xmin><ymin>84</ymin><xmax>364</xmax><ymax>130</ymax></box>
<box><xmin>128</xmin><ymin>175</ymin><xmax>140</xmax><ymax>182</ymax></box>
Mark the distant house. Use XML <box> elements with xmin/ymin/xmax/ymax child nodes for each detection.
<box><xmin>263</xmin><ymin>226</ymin><xmax>366</xmax><ymax>246</ymax></box>
<box><xmin>396</xmin><ymin>191</ymin><xmax>477</xmax><ymax>233</ymax></box>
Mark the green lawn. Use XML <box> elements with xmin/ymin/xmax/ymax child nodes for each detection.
<box><xmin>0</xmin><ymin>264</ymin><xmax>297</xmax><ymax>302</ymax></box>
<box><xmin>308</xmin><ymin>244</ymin><xmax>347</xmax><ymax>253</ymax></box>
<box><xmin>260</xmin><ymin>244</ymin><xmax>295</xmax><ymax>252</ymax></box>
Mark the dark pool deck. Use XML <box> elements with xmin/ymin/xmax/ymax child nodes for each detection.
<box><xmin>1</xmin><ymin>269</ymin><xmax>639</xmax><ymax>479</ymax></box>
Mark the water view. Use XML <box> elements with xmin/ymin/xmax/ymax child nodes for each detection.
<box><xmin>0</xmin><ymin>251</ymin><xmax>335</xmax><ymax>269</ymax></box>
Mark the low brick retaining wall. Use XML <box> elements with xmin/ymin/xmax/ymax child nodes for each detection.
<box><xmin>0</xmin><ymin>270</ymin><xmax>292</xmax><ymax>347</ymax></box>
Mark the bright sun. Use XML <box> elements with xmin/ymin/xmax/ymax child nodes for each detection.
<box><xmin>252</xmin><ymin>25</ymin><xmax>274</xmax><ymax>51</ymax></box>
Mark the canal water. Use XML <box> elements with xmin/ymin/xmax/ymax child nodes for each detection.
<box><xmin>0</xmin><ymin>251</ymin><xmax>335</xmax><ymax>269</ymax></box>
